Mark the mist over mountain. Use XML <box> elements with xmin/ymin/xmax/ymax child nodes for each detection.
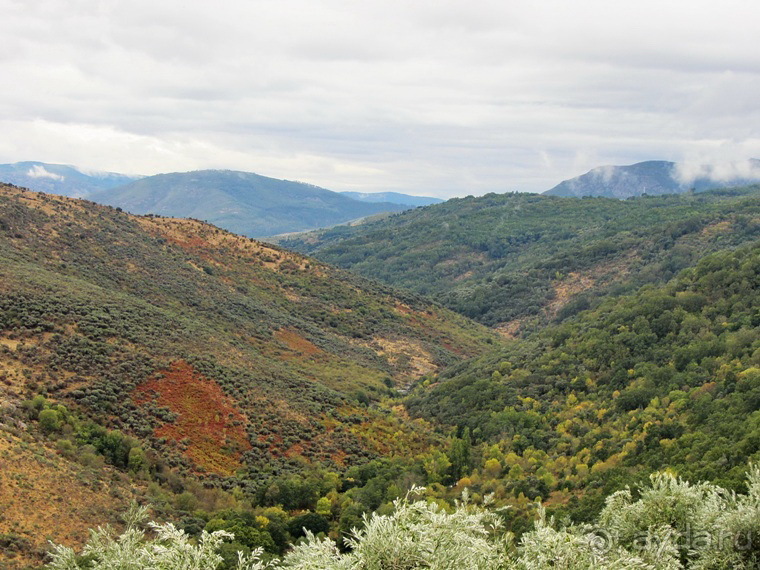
<box><xmin>545</xmin><ymin>159</ymin><xmax>760</xmax><ymax>198</ymax></box>
<box><xmin>90</xmin><ymin>169</ymin><xmax>408</xmax><ymax>237</ymax></box>
<box><xmin>0</xmin><ymin>161</ymin><xmax>141</xmax><ymax>198</ymax></box>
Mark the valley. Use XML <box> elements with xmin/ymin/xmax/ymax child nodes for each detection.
<box><xmin>1</xmin><ymin>181</ymin><xmax>760</xmax><ymax>568</ymax></box>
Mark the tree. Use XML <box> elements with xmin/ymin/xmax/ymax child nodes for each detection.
<box><xmin>127</xmin><ymin>446</ymin><xmax>148</xmax><ymax>475</ymax></box>
<box><xmin>484</xmin><ymin>458</ymin><xmax>502</xmax><ymax>478</ymax></box>
<box><xmin>38</xmin><ymin>408</ymin><xmax>61</xmax><ymax>434</ymax></box>
<box><xmin>286</xmin><ymin>513</ymin><xmax>329</xmax><ymax>540</ymax></box>
<box><xmin>315</xmin><ymin>497</ymin><xmax>332</xmax><ymax>516</ymax></box>
<box><xmin>448</xmin><ymin>427</ymin><xmax>472</xmax><ymax>481</ymax></box>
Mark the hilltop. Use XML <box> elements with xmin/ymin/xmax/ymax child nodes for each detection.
<box><xmin>0</xmin><ymin>163</ymin><xmax>430</xmax><ymax>238</ymax></box>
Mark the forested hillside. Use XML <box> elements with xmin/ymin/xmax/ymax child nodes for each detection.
<box><xmin>282</xmin><ymin>187</ymin><xmax>760</xmax><ymax>331</ymax></box>
<box><xmin>0</xmin><ymin>184</ymin><xmax>493</xmax><ymax>566</ymax></box>
<box><xmin>48</xmin><ymin>468</ymin><xmax>760</xmax><ymax>569</ymax></box>
<box><xmin>407</xmin><ymin>241</ymin><xmax>760</xmax><ymax>523</ymax></box>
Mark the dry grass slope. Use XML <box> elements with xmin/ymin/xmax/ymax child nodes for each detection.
<box><xmin>0</xmin><ymin>432</ymin><xmax>138</xmax><ymax>569</ymax></box>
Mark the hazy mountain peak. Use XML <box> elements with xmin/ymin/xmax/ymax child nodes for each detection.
<box><xmin>0</xmin><ymin>161</ymin><xmax>142</xmax><ymax>198</ymax></box>
<box><xmin>545</xmin><ymin>159</ymin><xmax>760</xmax><ymax>198</ymax></box>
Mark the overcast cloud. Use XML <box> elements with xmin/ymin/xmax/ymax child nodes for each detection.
<box><xmin>2</xmin><ymin>0</ymin><xmax>760</xmax><ymax>197</ymax></box>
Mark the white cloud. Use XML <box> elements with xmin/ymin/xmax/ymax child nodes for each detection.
<box><xmin>26</xmin><ymin>164</ymin><xmax>64</xmax><ymax>181</ymax></box>
<box><xmin>674</xmin><ymin>158</ymin><xmax>760</xmax><ymax>185</ymax></box>
<box><xmin>1</xmin><ymin>0</ymin><xmax>760</xmax><ymax>196</ymax></box>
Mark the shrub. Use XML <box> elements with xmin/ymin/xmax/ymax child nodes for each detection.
<box><xmin>49</xmin><ymin>469</ymin><xmax>760</xmax><ymax>569</ymax></box>
<box><xmin>48</xmin><ymin>504</ymin><xmax>277</xmax><ymax>570</ymax></box>
<box><xmin>38</xmin><ymin>409</ymin><xmax>62</xmax><ymax>433</ymax></box>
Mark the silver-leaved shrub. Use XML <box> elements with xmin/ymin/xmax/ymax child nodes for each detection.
<box><xmin>48</xmin><ymin>468</ymin><xmax>760</xmax><ymax>569</ymax></box>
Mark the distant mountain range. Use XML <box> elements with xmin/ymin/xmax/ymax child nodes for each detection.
<box><xmin>545</xmin><ymin>159</ymin><xmax>760</xmax><ymax>198</ymax></box>
<box><xmin>6</xmin><ymin>159</ymin><xmax>760</xmax><ymax>237</ymax></box>
<box><xmin>0</xmin><ymin>161</ymin><xmax>141</xmax><ymax>197</ymax></box>
<box><xmin>0</xmin><ymin>162</ymin><xmax>432</xmax><ymax>237</ymax></box>
<box><xmin>89</xmin><ymin>170</ymin><xmax>410</xmax><ymax>237</ymax></box>
<box><xmin>340</xmin><ymin>191</ymin><xmax>443</xmax><ymax>207</ymax></box>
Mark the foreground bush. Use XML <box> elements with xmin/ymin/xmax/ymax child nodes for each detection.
<box><xmin>47</xmin><ymin>505</ymin><xmax>276</xmax><ymax>570</ymax></box>
<box><xmin>49</xmin><ymin>468</ymin><xmax>760</xmax><ymax>569</ymax></box>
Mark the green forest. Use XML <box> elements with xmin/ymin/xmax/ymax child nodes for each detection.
<box><xmin>282</xmin><ymin>187</ymin><xmax>760</xmax><ymax>328</ymax></box>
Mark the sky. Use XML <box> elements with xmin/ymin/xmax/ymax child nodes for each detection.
<box><xmin>2</xmin><ymin>0</ymin><xmax>760</xmax><ymax>198</ymax></box>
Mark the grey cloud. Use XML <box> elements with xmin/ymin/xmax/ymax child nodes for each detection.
<box><xmin>2</xmin><ymin>0</ymin><xmax>760</xmax><ymax>195</ymax></box>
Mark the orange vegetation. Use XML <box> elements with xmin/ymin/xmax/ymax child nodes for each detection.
<box><xmin>133</xmin><ymin>361</ymin><xmax>251</xmax><ymax>476</ymax></box>
<box><xmin>0</xmin><ymin>433</ymin><xmax>137</xmax><ymax>569</ymax></box>
<box><xmin>274</xmin><ymin>328</ymin><xmax>323</xmax><ymax>357</ymax></box>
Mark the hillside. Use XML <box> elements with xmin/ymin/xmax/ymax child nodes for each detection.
<box><xmin>89</xmin><ymin>170</ymin><xmax>408</xmax><ymax>237</ymax></box>
<box><xmin>544</xmin><ymin>159</ymin><xmax>760</xmax><ymax>198</ymax></box>
<box><xmin>281</xmin><ymin>187</ymin><xmax>760</xmax><ymax>331</ymax></box>
<box><xmin>0</xmin><ymin>183</ymin><xmax>494</xmax><ymax>566</ymax></box>
<box><xmin>0</xmin><ymin>161</ymin><xmax>141</xmax><ymax>198</ymax></box>
<box><xmin>406</xmin><ymin>240</ymin><xmax>760</xmax><ymax>524</ymax></box>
